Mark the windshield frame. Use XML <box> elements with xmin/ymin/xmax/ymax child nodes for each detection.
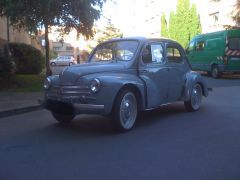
<box><xmin>88</xmin><ymin>40</ymin><xmax>140</xmax><ymax>63</ymax></box>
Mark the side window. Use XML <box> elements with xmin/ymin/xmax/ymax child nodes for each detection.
<box><xmin>229</xmin><ymin>37</ymin><xmax>240</xmax><ymax>50</ymax></box>
<box><xmin>196</xmin><ymin>41</ymin><xmax>205</xmax><ymax>51</ymax></box>
<box><xmin>142</xmin><ymin>44</ymin><xmax>164</xmax><ymax>64</ymax></box>
<box><xmin>167</xmin><ymin>46</ymin><xmax>183</xmax><ymax>63</ymax></box>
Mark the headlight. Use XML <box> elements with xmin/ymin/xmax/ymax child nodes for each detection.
<box><xmin>90</xmin><ymin>78</ymin><xmax>101</xmax><ymax>93</ymax></box>
<box><xmin>43</xmin><ymin>77</ymin><xmax>51</xmax><ymax>90</ymax></box>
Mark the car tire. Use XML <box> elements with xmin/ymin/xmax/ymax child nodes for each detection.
<box><xmin>112</xmin><ymin>89</ymin><xmax>138</xmax><ymax>132</ymax></box>
<box><xmin>211</xmin><ymin>65</ymin><xmax>220</xmax><ymax>78</ymax></box>
<box><xmin>184</xmin><ymin>83</ymin><xmax>202</xmax><ymax>112</ymax></box>
<box><xmin>69</xmin><ymin>62</ymin><xmax>74</xmax><ymax>66</ymax></box>
<box><xmin>51</xmin><ymin>62</ymin><xmax>56</xmax><ymax>66</ymax></box>
<box><xmin>51</xmin><ymin>112</ymin><xmax>75</xmax><ymax>124</ymax></box>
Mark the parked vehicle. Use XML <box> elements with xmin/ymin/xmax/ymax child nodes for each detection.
<box><xmin>50</xmin><ymin>56</ymin><xmax>76</xmax><ymax>66</ymax></box>
<box><xmin>186</xmin><ymin>29</ymin><xmax>240</xmax><ymax>78</ymax></box>
<box><xmin>43</xmin><ymin>37</ymin><xmax>208</xmax><ymax>132</ymax></box>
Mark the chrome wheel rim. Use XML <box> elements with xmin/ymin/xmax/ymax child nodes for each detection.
<box><xmin>191</xmin><ymin>84</ymin><xmax>202</xmax><ymax>110</ymax></box>
<box><xmin>119</xmin><ymin>92</ymin><xmax>137</xmax><ymax>129</ymax></box>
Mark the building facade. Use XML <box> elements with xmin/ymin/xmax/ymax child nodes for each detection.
<box><xmin>0</xmin><ymin>16</ymin><xmax>42</xmax><ymax>50</ymax></box>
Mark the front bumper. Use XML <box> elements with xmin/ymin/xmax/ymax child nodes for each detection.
<box><xmin>44</xmin><ymin>85</ymin><xmax>106</xmax><ymax>115</ymax></box>
<box><xmin>44</xmin><ymin>99</ymin><xmax>106</xmax><ymax>115</ymax></box>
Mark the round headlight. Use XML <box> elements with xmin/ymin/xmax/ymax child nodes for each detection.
<box><xmin>90</xmin><ymin>78</ymin><xmax>101</xmax><ymax>93</ymax></box>
<box><xmin>43</xmin><ymin>77</ymin><xmax>51</xmax><ymax>90</ymax></box>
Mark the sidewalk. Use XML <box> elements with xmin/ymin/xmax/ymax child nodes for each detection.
<box><xmin>0</xmin><ymin>92</ymin><xmax>44</xmax><ymax>118</ymax></box>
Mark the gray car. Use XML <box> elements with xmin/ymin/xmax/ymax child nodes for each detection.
<box><xmin>43</xmin><ymin>37</ymin><xmax>208</xmax><ymax>132</ymax></box>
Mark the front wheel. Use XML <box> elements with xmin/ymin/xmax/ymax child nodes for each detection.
<box><xmin>51</xmin><ymin>112</ymin><xmax>75</xmax><ymax>124</ymax></box>
<box><xmin>112</xmin><ymin>89</ymin><xmax>138</xmax><ymax>132</ymax></box>
<box><xmin>184</xmin><ymin>83</ymin><xmax>202</xmax><ymax>112</ymax></box>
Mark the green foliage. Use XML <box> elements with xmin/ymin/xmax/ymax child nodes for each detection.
<box><xmin>168</xmin><ymin>0</ymin><xmax>201</xmax><ymax>48</ymax></box>
<box><xmin>190</xmin><ymin>4</ymin><xmax>201</xmax><ymax>40</ymax></box>
<box><xmin>0</xmin><ymin>0</ymin><xmax>106</xmax><ymax>75</ymax></box>
<box><xmin>97</xmin><ymin>20</ymin><xmax>123</xmax><ymax>44</ymax></box>
<box><xmin>0</xmin><ymin>74</ymin><xmax>44</xmax><ymax>92</ymax></box>
<box><xmin>161</xmin><ymin>13</ymin><xmax>169</xmax><ymax>38</ymax></box>
<box><xmin>0</xmin><ymin>47</ymin><xmax>16</xmax><ymax>77</ymax></box>
<box><xmin>175</xmin><ymin>0</ymin><xmax>191</xmax><ymax>48</ymax></box>
<box><xmin>8</xmin><ymin>43</ymin><xmax>44</xmax><ymax>74</ymax></box>
<box><xmin>169</xmin><ymin>11</ymin><xmax>177</xmax><ymax>40</ymax></box>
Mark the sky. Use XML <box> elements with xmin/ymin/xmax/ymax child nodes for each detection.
<box><xmin>98</xmin><ymin>0</ymin><xmax>209</xmax><ymax>36</ymax></box>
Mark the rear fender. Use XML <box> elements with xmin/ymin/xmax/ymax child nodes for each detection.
<box><xmin>183</xmin><ymin>71</ymin><xmax>208</xmax><ymax>101</ymax></box>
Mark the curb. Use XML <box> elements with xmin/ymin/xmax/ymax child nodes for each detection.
<box><xmin>0</xmin><ymin>105</ymin><xmax>43</xmax><ymax>118</ymax></box>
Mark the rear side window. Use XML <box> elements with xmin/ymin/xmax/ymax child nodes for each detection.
<box><xmin>196</xmin><ymin>41</ymin><xmax>205</xmax><ymax>51</ymax></box>
<box><xmin>229</xmin><ymin>37</ymin><xmax>240</xmax><ymax>50</ymax></box>
<box><xmin>167</xmin><ymin>46</ymin><xmax>183</xmax><ymax>63</ymax></box>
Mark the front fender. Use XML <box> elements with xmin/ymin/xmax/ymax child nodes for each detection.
<box><xmin>81</xmin><ymin>72</ymin><xmax>145</xmax><ymax>115</ymax></box>
<box><xmin>183</xmin><ymin>71</ymin><xmax>208</xmax><ymax>101</ymax></box>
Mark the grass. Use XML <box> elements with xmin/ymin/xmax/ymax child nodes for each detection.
<box><xmin>0</xmin><ymin>74</ymin><xmax>44</xmax><ymax>92</ymax></box>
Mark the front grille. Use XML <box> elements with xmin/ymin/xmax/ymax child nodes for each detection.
<box><xmin>47</xmin><ymin>85</ymin><xmax>91</xmax><ymax>99</ymax></box>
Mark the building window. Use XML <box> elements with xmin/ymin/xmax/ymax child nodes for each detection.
<box><xmin>66</xmin><ymin>46</ymin><xmax>73</xmax><ymax>51</ymax></box>
<box><xmin>209</xmin><ymin>12</ymin><xmax>219</xmax><ymax>26</ymax></box>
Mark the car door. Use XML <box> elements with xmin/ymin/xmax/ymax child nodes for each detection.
<box><xmin>139</xmin><ymin>42</ymin><xmax>169</xmax><ymax>109</ymax></box>
<box><xmin>166</xmin><ymin>43</ymin><xmax>187</xmax><ymax>102</ymax></box>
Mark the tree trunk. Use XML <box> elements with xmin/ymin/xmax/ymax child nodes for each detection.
<box><xmin>44</xmin><ymin>23</ymin><xmax>52</xmax><ymax>76</ymax></box>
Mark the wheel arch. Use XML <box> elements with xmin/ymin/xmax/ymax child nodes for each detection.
<box><xmin>111</xmin><ymin>83</ymin><xmax>145</xmax><ymax>113</ymax></box>
<box><xmin>184</xmin><ymin>72</ymin><xmax>208</xmax><ymax>101</ymax></box>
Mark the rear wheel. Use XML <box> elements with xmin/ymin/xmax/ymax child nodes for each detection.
<box><xmin>211</xmin><ymin>65</ymin><xmax>220</xmax><ymax>78</ymax></box>
<box><xmin>112</xmin><ymin>89</ymin><xmax>138</xmax><ymax>132</ymax></box>
<box><xmin>184</xmin><ymin>83</ymin><xmax>202</xmax><ymax>112</ymax></box>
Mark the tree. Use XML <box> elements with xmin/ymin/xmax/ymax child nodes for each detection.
<box><xmin>96</xmin><ymin>20</ymin><xmax>123</xmax><ymax>44</ymax></box>
<box><xmin>161</xmin><ymin>13</ymin><xmax>168</xmax><ymax>38</ymax></box>
<box><xmin>190</xmin><ymin>4</ymin><xmax>201</xmax><ymax>40</ymax></box>
<box><xmin>169</xmin><ymin>11</ymin><xmax>177</xmax><ymax>40</ymax></box>
<box><xmin>168</xmin><ymin>0</ymin><xmax>201</xmax><ymax>48</ymax></box>
<box><xmin>232</xmin><ymin>0</ymin><xmax>240</xmax><ymax>25</ymax></box>
<box><xmin>175</xmin><ymin>0</ymin><xmax>191</xmax><ymax>48</ymax></box>
<box><xmin>0</xmin><ymin>0</ymin><xmax>105</xmax><ymax>76</ymax></box>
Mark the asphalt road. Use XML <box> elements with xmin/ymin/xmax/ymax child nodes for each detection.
<box><xmin>0</xmin><ymin>75</ymin><xmax>240</xmax><ymax>180</ymax></box>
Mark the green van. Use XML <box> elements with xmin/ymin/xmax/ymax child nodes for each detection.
<box><xmin>186</xmin><ymin>29</ymin><xmax>240</xmax><ymax>78</ymax></box>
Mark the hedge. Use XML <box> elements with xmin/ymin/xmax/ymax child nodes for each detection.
<box><xmin>8</xmin><ymin>43</ymin><xmax>44</xmax><ymax>74</ymax></box>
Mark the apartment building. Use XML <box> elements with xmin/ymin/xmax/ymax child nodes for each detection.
<box><xmin>200</xmin><ymin>0</ymin><xmax>240</xmax><ymax>33</ymax></box>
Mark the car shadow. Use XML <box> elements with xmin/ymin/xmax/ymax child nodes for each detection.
<box><xmin>136</xmin><ymin>102</ymin><xmax>187</xmax><ymax>127</ymax></box>
<box><xmin>49</xmin><ymin>102</ymin><xmax>187</xmax><ymax>134</ymax></box>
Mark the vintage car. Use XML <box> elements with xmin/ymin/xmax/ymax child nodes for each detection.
<box><xmin>43</xmin><ymin>37</ymin><xmax>208</xmax><ymax>132</ymax></box>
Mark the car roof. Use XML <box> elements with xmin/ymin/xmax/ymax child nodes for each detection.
<box><xmin>105</xmin><ymin>36</ymin><xmax>179</xmax><ymax>44</ymax></box>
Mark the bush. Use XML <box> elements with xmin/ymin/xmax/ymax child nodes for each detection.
<box><xmin>8</xmin><ymin>43</ymin><xmax>44</xmax><ymax>74</ymax></box>
<box><xmin>0</xmin><ymin>47</ymin><xmax>16</xmax><ymax>77</ymax></box>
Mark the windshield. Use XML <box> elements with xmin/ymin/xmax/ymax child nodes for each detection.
<box><xmin>89</xmin><ymin>40</ymin><xmax>139</xmax><ymax>62</ymax></box>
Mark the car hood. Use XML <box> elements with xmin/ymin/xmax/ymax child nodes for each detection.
<box><xmin>59</xmin><ymin>62</ymin><xmax>126</xmax><ymax>84</ymax></box>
